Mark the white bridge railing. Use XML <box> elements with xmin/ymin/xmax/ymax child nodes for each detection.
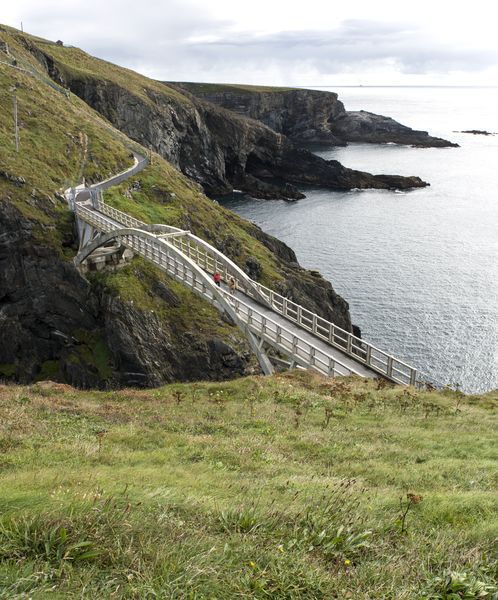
<box><xmin>81</xmin><ymin>197</ymin><xmax>417</xmax><ymax>385</ymax></box>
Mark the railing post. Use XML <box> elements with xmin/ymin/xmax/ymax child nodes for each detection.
<box><xmin>366</xmin><ymin>345</ymin><xmax>372</xmax><ymax>366</ymax></box>
<box><xmin>309</xmin><ymin>347</ymin><xmax>316</xmax><ymax>366</ymax></box>
<box><xmin>346</xmin><ymin>335</ymin><xmax>352</xmax><ymax>355</ymax></box>
<box><xmin>282</xmin><ymin>297</ymin><xmax>288</xmax><ymax>316</ymax></box>
<box><xmin>409</xmin><ymin>369</ymin><xmax>417</xmax><ymax>387</ymax></box>
<box><xmin>276</xmin><ymin>326</ymin><xmax>282</xmax><ymax>343</ymax></box>
<box><xmin>328</xmin><ymin>359</ymin><xmax>335</xmax><ymax>377</ymax></box>
<box><xmin>312</xmin><ymin>314</ymin><xmax>317</xmax><ymax>334</ymax></box>
<box><xmin>297</xmin><ymin>305</ymin><xmax>302</xmax><ymax>325</ymax></box>
<box><xmin>387</xmin><ymin>356</ymin><xmax>394</xmax><ymax>379</ymax></box>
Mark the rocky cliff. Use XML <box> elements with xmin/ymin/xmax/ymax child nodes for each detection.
<box><xmin>22</xmin><ymin>40</ymin><xmax>429</xmax><ymax>201</ymax></box>
<box><xmin>0</xmin><ymin>198</ymin><xmax>255</xmax><ymax>387</ymax></box>
<box><xmin>174</xmin><ymin>83</ymin><xmax>458</xmax><ymax>148</ymax></box>
<box><xmin>0</xmin><ymin>26</ymin><xmax>357</xmax><ymax>388</ymax></box>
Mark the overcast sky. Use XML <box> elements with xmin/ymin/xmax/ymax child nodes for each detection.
<box><xmin>4</xmin><ymin>0</ymin><xmax>498</xmax><ymax>85</ymax></box>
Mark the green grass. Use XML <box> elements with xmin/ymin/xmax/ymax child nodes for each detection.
<box><xmin>0</xmin><ymin>372</ymin><xmax>496</xmax><ymax>598</ymax></box>
<box><xmin>0</xmin><ymin>25</ymin><xmax>292</xmax><ymax>383</ymax></box>
<box><xmin>174</xmin><ymin>82</ymin><xmax>297</xmax><ymax>94</ymax></box>
<box><xmin>88</xmin><ymin>258</ymin><xmax>248</xmax><ymax>341</ymax></box>
<box><xmin>0</xmin><ymin>29</ymin><xmax>133</xmax><ymax>238</ymax></box>
<box><xmin>102</xmin><ymin>161</ymin><xmax>284</xmax><ymax>286</ymax></box>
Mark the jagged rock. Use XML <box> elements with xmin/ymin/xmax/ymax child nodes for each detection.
<box><xmin>0</xmin><ymin>200</ymin><xmax>255</xmax><ymax>388</ymax></box>
<box><xmin>460</xmin><ymin>129</ymin><xmax>495</xmax><ymax>136</ymax></box>
<box><xmin>175</xmin><ymin>84</ymin><xmax>458</xmax><ymax>148</ymax></box>
<box><xmin>330</xmin><ymin>111</ymin><xmax>459</xmax><ymax>148</ymax></box>
<box><xmin>0</xmin><ymin>170</ymin><xmax>26</xmax><ymax>186</ymax></box>
<box><xmin>244</xmin><ymin>256</ymin><xmax>262</xmax><ymax>280</ymax></box>
<box><xmin>217</xmin><ymin>235</ymin><xmax>242</xmax><ymax>260</ymax></box>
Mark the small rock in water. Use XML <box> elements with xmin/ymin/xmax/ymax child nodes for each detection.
<box><xmin>459</xmin><ymin>129</ymin><xmax>495</xmax><ymax>136</ymax></box>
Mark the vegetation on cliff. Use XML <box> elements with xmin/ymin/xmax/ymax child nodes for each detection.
<box><xmin>0</xmin><ymin>371</ymin><xmax>496</xmax><ymax>598</ymax></box>
<box><xmin>0</xmin><ymin>25</ymin><xmax>353</xmax><ymax>387</ymax></box>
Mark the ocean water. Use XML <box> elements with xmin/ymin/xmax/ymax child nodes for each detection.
<box><xmin>220</xmin><ymin>87</ymin><xmax>498</xmax><ymax>392</ymax></box>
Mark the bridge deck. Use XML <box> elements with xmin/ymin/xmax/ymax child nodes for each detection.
<box><xmin>223</xmin><ymin>284</ymin><xmax>375</xmax><ymax>378</ymax></box>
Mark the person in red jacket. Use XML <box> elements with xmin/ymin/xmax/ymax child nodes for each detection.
<box><xmin>213</xmin><ymin>272</ymin><xmax>221</xmax><ymax>287</ymax></box>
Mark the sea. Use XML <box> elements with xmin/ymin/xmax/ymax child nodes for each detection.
<box><xmin>219</xmin><ymin>87</ymin><xmax>498</xmax><ymax>393</ymax></box>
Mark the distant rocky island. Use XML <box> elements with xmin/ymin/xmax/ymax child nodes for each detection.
<box><xmin>459</xmin><ymin>129</ymin><xmax>495</xmax><ymax>136</ymax></box>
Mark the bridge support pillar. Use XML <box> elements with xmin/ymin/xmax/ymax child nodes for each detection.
<box><xmin>77</xmin><ymin>219</ymin><xmax>98</xmax><ymax>251</ymax></box>
<box><xmin>245</xmin><ymin>329</ymin><xmax>274</xmax><ymax>376</ymax></box>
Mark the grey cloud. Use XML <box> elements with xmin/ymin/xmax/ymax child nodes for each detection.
<box><xmin>14</xmin><ymin>6</ymin><xmax>498</xmax><ymax>81</ymax></box>
<box><xmin>179</xmin><ymin>20</ymin><xmax>498</xmax><ymax>75</ymax></box>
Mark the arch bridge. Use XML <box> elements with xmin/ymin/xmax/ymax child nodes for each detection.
<box><xmin>66</xmin><ymin>154</ymin><xmax>419</xmax><ymax>385</ymax></box>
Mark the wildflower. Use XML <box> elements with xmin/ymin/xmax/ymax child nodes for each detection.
<box><xmin>249</xmin><ymin>561</ymin><xmax>256</xmax><ymax>568</ymax></box>
<box><xmin>277</xmin><ymin>544</ymin><xmax>284</xmax><ymax>553</ymax></box>
<box><xmin>344</xmin><ymin>559</ymin><xmax>351</xmax><ymax>566</ymax></box>
<box><xmin>407</xmin><ymin>492</ymin><xmax>423</xmax><ymax>504</ymax></box>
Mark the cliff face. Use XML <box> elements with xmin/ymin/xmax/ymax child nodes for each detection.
<box><xmin>0</xmin><ymin>193</ymin><xmax>255</xmax><ymax>388</ymax></box>
<box><xmin>174</xmin><ymin>85</ymin><xmax>347</xmax><ymax>145</ymax></box>
<box><xmin>175</xmin><ymin>83</ymin><xmax>458</xmax><ymax>148</ymax></box>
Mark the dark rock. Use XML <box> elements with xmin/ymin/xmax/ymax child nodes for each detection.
<box><xmin>245</xmin><ymin>256</ymin><xmax>262</xmax><ymax>280</ymax></box>
<box><xmin>275</xmin><ymin>148</ymin><xmax>427</xmax><ymax>190</ymax></box>
<box><xmin>330</xmin><ymin>111</ymin><xmax>459</xmax><ymax>148</ymax></box>
<box><xmin>0</xmin><ymin>197</ymin><xmax>255</xmax><ymax>388</ymax></box>
<box><xmin>234</xmin><ymin>173</ymin><xmax>305</xmax><ymax>200</ymax></box>
<box><xmin>460</xmin><ymin>129</ymin><xmax>495</xmax><ymax>136</ymax></box>
<box><xmin>216</xmin><ymin>235</ymin><xmax>242</xmax><ymax>260</ymax></box>
<box><xmin>175</xmin><ymin>84</ymin><xmax>458</xmax><ymax>148</ymax></box>
<box><xmin>150</xmin><ymin>280</ymin><xmax>181</xmax><ymax>307</ymax></box>
<box><xmin>27</xmin><ymin>50</ymin><xmax>427</xmax><ymax>200</ymax></box>
<box><xmin>0</xmin><ymin>170</ymin><xmax>26</xmax><ymax>186</ymax></box>
<box><xmin>246</xmin><ymin>224</ymin><xmax>297</xmax><ymax>263</ymax></box>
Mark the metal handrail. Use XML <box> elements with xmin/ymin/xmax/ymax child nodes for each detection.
<box><xmin>70</xmin><ymin>149</ymin><xmax>419</xmax><ymax>386</ymax></box>
<box><xmin>94</xmin><ymin>195</ymin><xmax>417</xmax><ymax>385</ymax></box>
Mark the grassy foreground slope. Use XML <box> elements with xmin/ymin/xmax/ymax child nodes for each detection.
<box><xmin>0</xmin><ymin>372</ymin><xmax>496</xmax><ymax>598</ymax></box>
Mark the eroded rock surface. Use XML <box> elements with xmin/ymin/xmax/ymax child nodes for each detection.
<box><xmin>0</xmin><ymin>200</ymin><xmax>255</xmax><ymax>387</ymax></box>
<box><xmin>175</xmin><ymin>84</ymin><xmax>458</xmax><ymax>148</ymax></box>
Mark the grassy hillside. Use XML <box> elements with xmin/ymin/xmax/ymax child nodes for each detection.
<box><xmin>0</xmin><ymin>372</ymin><xmax>496</xmax><ymax>598</ymax></box>
<box><xmin>0</xmin><ymin>25</ymin><xmax>297</xmax><ymax>287</ymax></box>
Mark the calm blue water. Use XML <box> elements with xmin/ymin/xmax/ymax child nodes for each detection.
<box><xmin>220</xmin><ymin>87</ymin><xmax>498</xmax><ymax>392</ymax></box>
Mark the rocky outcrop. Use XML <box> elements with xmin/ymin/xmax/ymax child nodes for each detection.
<box><xmin>460</xmin><ymin>129</ymin><xmax>495</xmax><ymax>136</ymax></box>
<box><xmin>175</xmin><ymin>84</ymin><xmax>457</xmax><ymax>148</ymax></box>
<box><xmin>330</xmin><ymin>111</ymin><xmax>458</xmax><ymax>147</ymax></box>
<box><xmin>0</xmin><ymin>200</ymin><xmax>255</xmax><ymax>388</ymax></box>
<box><xmin>174</xmin><ymin>85</ymin><xmax>347</xmax><ymax>145</ymax></box>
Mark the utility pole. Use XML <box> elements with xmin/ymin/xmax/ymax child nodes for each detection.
<box><xmin>10</xmin><ymin>85</ymin><xmax>19</xmax><ymax>152</ymax></box>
